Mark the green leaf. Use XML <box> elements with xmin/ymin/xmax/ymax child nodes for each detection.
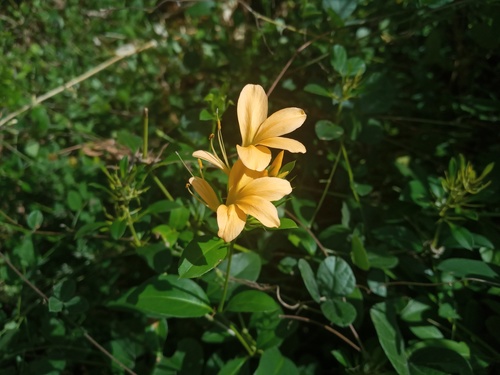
<box><xmin>109</xmin><ymin>274</ymin><xmax>212</xmax><ymax>318</ymax></box>
<box><xmin>408</xmin><ymin>345</ymin><xmax>472</xmax><ymax>375</ymax></box>
<box><xmin>322</xmin><ymin>0</ymin><xmax>358</xmax><ymax>20</ymax></box>
<box><xmin>331</xmin><ymin>44</ymin><xmax>347</xmax><ymax>74</ymax></box>
<box><xmin>67</xmin><ymin>190</ymin><xmax>83</xmax><ymax>211</ymax></box>
<box><xmin>53</xmin><ymin>279</ymin><xmax>76</xmax><ymax>302</ymax></box>
<box><xmin>345</xmin><ymin>57</ymin><xmax>366</xmax><ymax>77</ymax></box>
<box><xmin>448</xmin><ymin>224</ymin><xmax>474</xmax><ymax>250</ymax></box>
<box><xmin>317</xmin><ymin>256</ymin><xmax>356</xmax><ymax>297</ymax></box>
<box><xmin>75</xmin><ymin>221</ymin><xmax>107</xmax><ymax>239</ymax></box>
<box><xmin>14</xmin><ymin>236</ymin><xmax>35</xmax><ymax>267</ymax></box>
<box><xmin>277</xmin><ymin>218</ymin><xmax>298</xmax><ymax>230</ymax></box>
<box><xmin>254</xmin><ymin>347</ymin><xmax>299</xmax><ymax>375</ymax></box>
<box><xmin>152</xmin><ymin>224</ymin><xmax>179</xmax><ymax>247</ymax></box>
<box><xmin>24</xmin><ymin>140</ymin><xmax>40</xmax><ymax>158</ymax></box>
<box><xmin>110</xmin><ymin>219</ymin><xmax>127</xmax><ymax>240</ymax></box>
<box><xmin>351</xmin><ymin>233</ymin><xmax>370</xmax><ymax>271</ymax></box>
<box><xmin>137</xmin><ymin>243</ymin><xmax>172</xmax><ymax>273</ymax></box>
<box><xmin>298</xmin><ymin>259</ymin><xmax>321</xmax><ymax>303</ymax></box>
<box><xmin>321</xmin><ymin>298</ymin><xmax>357</xmax><ymax>327</ymax></box>
<box><xmin>27</xmin><ymin>210</ymin><xmax>43</xmax><ymax>230</ymax></box>
<box><xmin>437</xmin><ymin>258</ymin><xmax>500</xmax><ymax>282</ymax></box>
<box><xmin>315</xmin><ymin>120</ymin><xmax>344</xmax><ymax>141</ymax></box>
<box><xmin>304</xmin><ymin>83</ymin><xmax>331</xmax><ymax>97</ymax></box>
<box><xmin>142</xmin><ymin>200</ymin><xmax>181</xmax><ymax>216</ymax></box>
<box><xmin>178</xmin><ymin>236</ymin><xmax>228</xmax><ymax>278</ymax></box>
<box><xmin>65</xmin><ymin>295</ymin><xmax>89</xmax><ymax>315</ymax></box>
<box><xmin>217</xmin><ymin>357</ymin><xmax>248</xmax><ymax>375</ymax></box>
<box><xmin>226</xmin><ymin>290</ymin><xmax>278</xmax><ymax>313</ymax></box>
<box><xmin>199</xmin><ymin>109</ymin><xmax>215</xmax><ymax>121</ymax></box>
<box><xmin>370</xmin><ymin>302</ymin><xmax>410</xmax><ymax>375</ymax></box>
<box><xmin>48</xmin><ymin>297</ymin><xmax>64</xmax><ymax>313</ymax></box>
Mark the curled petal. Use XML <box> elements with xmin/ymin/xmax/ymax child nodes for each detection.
<box><xmin>257</xmin><ymin>137</ymin><xmax>306</xmax><ymax>154</ymax></box>
<box><xmin>254</xmin><ymin>108</ymin><xmax>306</xmax><ymax>142</ymax></box>
<box><xmin>189</xmin><ymin>177</ymin><xmax>220</xmax><ymax>212</ymax></box>
<box><xmin>217</xmin><ymin>204</ymin><xmax>247</xmax><ymax>242</ymax></box>
<box><xmin>237</xmin><ymin>84</ymin><xmax>268</xmax><ymax>146</ymax></box>
<box><xmin>236</xmin><ymin>196</ymin><xmax>281</xmax><ymax>228</ymax></box>
<box><xmin>236</xmin><ymin>144</ymin><xmax>272</xmax><ymax>172</ymax></box>
<box><xmin>192</xmin><ymin>150</ymin><xmax>230</xmax><ymax>175</ymax></box>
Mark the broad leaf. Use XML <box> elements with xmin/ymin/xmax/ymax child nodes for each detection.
<box><xmin>321</xmin><ymin>298</ymin><xmax>357</xmax><ymax>327</ymax></box>
<box><xmin>226</xmin><ymin>290</ymin><xmax>278</xmax><ymax>313</ymax></box>
<box><xmin>317</xmin><ymin>256</ymin><xmax>356</xmax><ymax>297</ymax></box>
<box><xmin>109</xmin><ymin>274</ymin><xmax>212</xmax><ymax>318</ymax></box>
<box><xmin>254</xmin><ymin>347</ymin><xmax>299</xmax><ymax>375</ymax></box>
<box><xmin>178</xmin><ymin>236</ymin><xmax>228</xmax><ymax>278</ymax></box>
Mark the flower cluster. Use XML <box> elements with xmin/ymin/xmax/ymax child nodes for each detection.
<box><xmin>188</xmin><ymin>84</ymin><xmax>307</xmax><ymax>242</ymax></box>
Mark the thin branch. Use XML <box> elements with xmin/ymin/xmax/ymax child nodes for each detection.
<box><xmin>280</xmin><ymin>314</ymin><xmax>361</xmax><ymax>352</ymax></box>
<box><xmin>0</xmin><ymin>250</ymin><xmax>138</xmax><ymax>375</ymax></box>
<box><xmin>0</xmin><ymin>40</ymin><xmax>157</xmax><ymax>128</ymax></box>
<box><xmin>284</xmin><ymin>209</ymin><xmax>330</xmax><ymax>257</ymax></box>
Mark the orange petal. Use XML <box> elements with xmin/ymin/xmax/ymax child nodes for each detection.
<box><xmin>254</xmin><ymin>108</ymin><xmax>306</xmax><ymax>142</ymax></box>
<box><xmin>237</xmin><ymin>84</ymin><xmax>268</xmax><ymax>146</ymax></box>
<box><xmin>236</xmin><ymin>144</ymin><xmax>272</xmax><ymax>171</ymax></box>
<box><xmin>239</xmin><ymin>177</ymin><xmax>292</xmax><ymax>201</ymax></box>
<box><xmin>189</xmin><ymin>177</ymin><xmax>220</xmax><ymax>212</ymax></box>
<box><xmin>236</xmin><ymin>196</ymin><xmax>281</xmax><ymax>228</ymax></box>
<box><xmin>217</xmin><ymin>204</ymin><xmax>247</xmax><ymax>242</ymax></box>
<box><xmin>257</xmin><ymin>137</ymin><xmax>306</xmax><ymax>153</ymax></box>
<box><xmin>268</xmin><ymin>151</ymin><xmax>284</xmax><ymax>177</ymax></box>
<box><xmin>192</xmin><ymin>150</ymin><xmax>230</xmax><ymax>174</ymax></box>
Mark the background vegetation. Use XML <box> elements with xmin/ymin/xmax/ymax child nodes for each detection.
<box><xmin>1</xmin><ymin>0</ymin><xmax>500</xmax><ymax>374</ymax></box>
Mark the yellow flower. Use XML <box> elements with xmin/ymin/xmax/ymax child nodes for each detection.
<box><xmin>189</xmin><ymin>159</ymin><xmax>292</xmax><ymax>242</ymax></box>
<box><xmin>236</xmin><ymin>84</ymin><xmax>307</xmax><ymax>171</ymax></box>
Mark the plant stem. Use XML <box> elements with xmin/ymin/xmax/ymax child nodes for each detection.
<box><xmin>125</xmin><ymin>209</ymin><xmax>141</xmax><ymax>247</ymax></box>
<box><xmin>341</xmin><ymin>141</ymin><xmax>360</xmax><ymax>204</ymax></box>
<box><xmin>153</xmin><ymin>175</ymin><xmax>174</xmax><ymax>201</ymax></box>
<box><xmin>142</xmin><ymin>108</ymin><xmax>149</xmax><ymax>160</ymax></box>
<box><xmin>309</xmin><ymin>146</ymin><xmax>342</xmax><ymax>226</ymax></box>
<box><xmin>218</xmin><ymin>242</ymin><xmax>234</xmax><ymax>313</ymax></box>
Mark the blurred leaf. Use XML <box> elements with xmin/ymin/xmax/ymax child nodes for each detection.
<box><xmin>65</xmin><ymin>296</ymin><xmax>89</xmax><ymax>315</ymax></box>
<box><xmin>345</xmin><ymin>57</ymin><xmax>366</xmax><ymax>77</ymax></box>
<box><xmin>48</xmin><ymin>297</ymin><xmax>64</xmax><ymax>313</ymax></box>
<box><xmin>408</xmin><ymin>345</ymin><xmax>472</xmax><ymax>375</ymax></box>
<box><xmin>351</xmin><ymin>233</ymin><xmax>370</xmax><ymax>271</ymax></box>
<box><xmin>137</xmin><ymin>243</ymin><xmax>172</xmax><ymax>273</ymax></box>
<box><xmin>53</xmin><ymin>279</ymin><xmax>76</xmax><ymax>302</ymax></box>
<box><xmin>217</xmin><ymin>357</ymin><xmax>248</xmax><ymax>375</ymax></box>
<box><xmin>304</xmin><ymin>84</ymin><xmax>331</xmax><ymax>97</ymax></box>
<box><xmin>226</xmin><ymin>290</ymin><xmax>278</xmax><ymax>313</ymax></box>
<box><xmin>315</xmin><ymin>120</ymin><xmax>344</xmax><ymax>141</ymax></box>
<box><xmin>110</xmin><ymin>218</ymin><xmax>127</xmax><ymax>240</ymax></box>
<box><xmin>14</xmin><ymin>236</ymin><xmax>36</xmax><ymax>267</ymax></box>
<box><xmin>178</xmin><ymin>235</ymin><xmax>228</xmax><ymax>278</ymax></box>
<box><xmin>322</xmin><ymin>0</ymin><xmax>358</xmax><ymax>20</ymax></box>
<box><xmin>321</xmin><ymin>298</ymin><xmax>357</xmax><ymax>327</ymax></box>
<box><xmin>331</xmin><ymin>44</ymin><xmax>347</xmax><ymax>74</ymax></box>
<box><xmin>437</xmin><ymin>258</ymin><xmax>500</xmax><ymax>282</ymax></box>
<box><xmin>67</xmin><ymin>190</ymin><xmax>83</xmax><ymax>211</ymax></box>
<box><xmin>254</xmin><ymin>347</ymin><xmax>299</xmax><ymax>375</ymax></box>
<box><xmin>448</xmin><ymin>224</ymin><xmax>474</xmax><ymax>250</ymax></box>
<box><xmin>27</xmin><ymin>210</ymin><xmax>43</xmax><ymax>230</ymax></box>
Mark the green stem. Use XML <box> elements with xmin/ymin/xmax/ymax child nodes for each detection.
<box><xmin>218</xmin><ymin>242</ymin><xmax>234</xmax><ymax>313</ymax></box>
<box><xmin>341</xmin><ymin>141</ymin><xmax>360</xmax><ymax>203</ymax></box>
<box><xmin>153</xmin><ymin>175</ymin><xmax>174</xmax><ymax>201</ymax></box>
<box><xmin>309</xmin><ymin>146</ymin><xmax>342</xmax><ymax>227</ymax></box>
<box><xmin>229</xmin><ymin>322</ymin><xmax>256</xmax><ymax>356</ymax></box>
<box><xmin>125</xmin><ymin>209</ymin><xmax>141</xmax><ymax>247</ymax></box>
<box><xmin>142</xmin><ymin>108</ymin><xmax>149</xmax><ymax>160</ymax></box>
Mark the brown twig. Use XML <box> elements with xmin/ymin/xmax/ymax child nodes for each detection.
<box><xmin>280</xmin><ymin>314</ymin><xmax>361</xmax><ymax>352</ymax></box>
<box><xmin>284</xmin><ymin>209</ymin><xmax>330</xmax><ymax>257</ymax></box>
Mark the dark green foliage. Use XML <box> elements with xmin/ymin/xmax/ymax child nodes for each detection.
<box><xmin>1</xmin><ymin>0</ymin><xmax>500</xmax><ymax>374</ymax></box>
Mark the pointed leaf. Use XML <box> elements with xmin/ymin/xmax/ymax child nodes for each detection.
<box><xmin>254</xmin><ymin>347</ymin><xmax>299</xmax><ymax>375</ymax></box>
<box><xmin>178</xmin><ymin>236</ymin><xmax>228</xmax><ymax>278</ymax></box>
<box><xmin>351</xmin><ymin>233</ymin><xmax>370</xmax><ymax>271</ymax></box>
<box><xmin>298</xmin><ymin>259</ymin><xmax>321</xmax><ymax>303</ymax></box>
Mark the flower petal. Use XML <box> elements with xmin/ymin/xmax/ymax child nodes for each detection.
<box><xmin>257</xmin><ymin>137</ymin><xmax>306</xmax><ymax>153</ymax></box>
<box><xmin>189</xmin><ymin>177</ymin><xmax>220</xmax><ymax>212</ymax></box>
<box><xmin>236</xmin><ymin>196</ymin><xmax>281</xmax><ymax>228</ymax></box>
<box><xmin>193</xmin><ymin>150</ymin><xmax>230</xmax><ymax>174</ymax></box>
<box><xmin>237</xmin><ymin>84</ymin><xmax>268</xmax><ymax>146</ymax></box>
<box><xmin>268</xmin><ymin>151</ymin><xmax>284</xmax><ymax>177</ymax></box>
<box><xmin>254</xmin><ymin>108</ymin><xmax>306</xmax><ymax>142</ymax></box>
<box><xmin>236</xmin><ymin>144</ymin><xmax>272</xmax><ymax>171</ymax></box>
<box><xmin>239</xmin><ymin>177</ymin><xmax>292</xmax><ymax>201</ymax></box>
<box><xmin>228</xmin><ymin>158</ymin><xmax>266</xmax><ymax>193</ymax></box>
<box><xmin>217</xmin><ymin>204</ymin><xmax>246</xmax><ymax>242</ymax></box>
